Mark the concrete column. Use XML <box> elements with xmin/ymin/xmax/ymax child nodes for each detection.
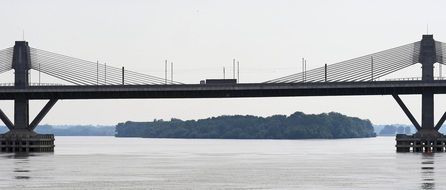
<box><xmin>12</xmin><ymin>41</ymin><xmax>31</xmax><ymax>131</ymax></box>
<box><xmin>419</xmin><ymin>35</ymin><xmax>436</xmax><ymax>131</ymax></box>
<box><xmin>14</xmin><ymin>96</ymin><xmax>29</xmax><ymax>129</ymax></box>
<box><xmin>422</xmin><ymin>91</ymin><xmax>434</xmax><ymax>129</ymax></box>
<box><xmin>12</xmin><ymin>41</ymin><xmax>30</xmax><ymax>89</ymax></box>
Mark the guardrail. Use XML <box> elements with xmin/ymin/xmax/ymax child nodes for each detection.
<box><xmin>385</xmin><ymin>77</ymin><xmax>446</xmax><ymax>81</ymax></box>
<box><xmin>0</xmin><ymin>83</ymin><xmax>64</xmax><ymax>86</ymax></box>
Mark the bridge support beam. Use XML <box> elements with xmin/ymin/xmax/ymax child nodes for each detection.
<box><xmin>0</xmin><ymin>109</ymin><xmax>14</xmax><ymax>131</ymax></box>
<box><xmin>393</xmin><ymin>92</ymin><xmax>445</xmax><ymax>152</ymax></box>
<box><xmin>29</xmin><ymin>99</ymin><xmax>58</xmax><ymax>131</ymax></box>
<box><xmin>434</xmin><ymin>111</ymin><xmax>446</xmax><ymax>131</ymax></box>
<box><xmin>392</xmin><ymin>94</ymin><xmax>421</xmax><ymax>131</ymax></box>
<box><xmin>0</xmin><ymin>41</ymin><xmax>55</xmax><ymax>153</ymax></box>
<box><xmin>0</xmin><ymin>99</ymin><xmax>57</xmax><ymax>153</ymax></box>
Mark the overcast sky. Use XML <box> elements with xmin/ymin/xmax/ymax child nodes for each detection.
<box><xmin>0</xmin><ymin>0</ymin><xmax>446</xmax><ymax>125</ymax></box>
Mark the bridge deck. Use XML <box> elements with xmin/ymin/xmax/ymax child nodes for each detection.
<box><xmin>0</xmin><ymin>80</ymin><xmax>445</xmax><ymax>100</ymax></box>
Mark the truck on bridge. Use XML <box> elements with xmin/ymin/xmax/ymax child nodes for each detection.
<box><xmin>200</xmin><ymin>79</ymin><xmax>237</xmax><ymax>85</ymax></box>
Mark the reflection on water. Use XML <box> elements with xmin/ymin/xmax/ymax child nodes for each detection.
<box><xmin>421</xmin><ymin>154</ymin><xmax>435</xmax><ymax>190</ymax></box>
<box><xmin>0</xmin><ymin>137</ymin><xmax>446</xmax><ymax>189</ymax></box>
<box><xmin>11</xmin><ymin>153</ymin><xmax>32</xmax><ymax>180</ymax></box>
<box><xmin>1</xmin><ymin>153</ymin><xmax>53</xmax><ymax>183</ymax></box>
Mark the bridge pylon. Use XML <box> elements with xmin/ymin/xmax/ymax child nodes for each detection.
<box><xmin>0</xmin><ymin>41</ymin><xmax>55</xmax><ymax>153</ymax></box>
<box><xmin>395</xmin><ymin>35</ymin><xmax>446</xmax><ymax>152</ymax></box>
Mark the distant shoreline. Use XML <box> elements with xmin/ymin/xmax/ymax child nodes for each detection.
<box><xmin>0</xmin><ymin>122</ymin><xmax>426</xmax><ymax>138</ymax></box>
<box><xmin>0</xmin><ymin>125</ymin><xmax>115</xmax><ymax>136</ymax></box>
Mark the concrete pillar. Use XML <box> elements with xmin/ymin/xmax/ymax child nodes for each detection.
<box><xmin>12</xmin><ymin>41</ymin><xmax>31</xmax><ymax>131</ymax></box>
<box><xmin>422</xmin><ymin>91</ymin><xmax>434</xmax><ymax>130</ymax></box>
<box><xmin>14</xmin><ymin>96</ymin><xmax>29</xmax><ymax>129</ymax></box>
<box><xmin>12</xmin><ymin>41</ymin><xmax>30</xmax><ymax>89</ymax></box>
<box><xmin>419</xmin><ymin>35</ymin><xmax>437</xmax><ymax>136</ymax></box>
<box><xmin>396</xmin><ymin>35</ymin><xmax>446</xmax><ymax>152</ymax></box>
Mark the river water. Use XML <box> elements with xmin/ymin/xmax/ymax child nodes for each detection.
<box><xmin>0</xmin><ymin>136</ymin><xmax>443</xmax><ymax>189</ymax></box>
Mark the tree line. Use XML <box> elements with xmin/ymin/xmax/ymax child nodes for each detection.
<box><xmin>115</xmin><ymin>112</ymin><xmax>376</xmax><ymax>139</ymax></box>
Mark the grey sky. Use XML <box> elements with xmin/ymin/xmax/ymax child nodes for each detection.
<box><xmin>0</xmin><ymin>0</ymin><xmax>445</xmax><ymax>125</ymax></box>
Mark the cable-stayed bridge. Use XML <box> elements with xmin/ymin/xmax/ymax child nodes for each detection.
<box><xmin>0</xmin><ymin>35</ymin><xmax>445</xmax><ymax>153</ymax></box>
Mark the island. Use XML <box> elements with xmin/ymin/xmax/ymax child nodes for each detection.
<box><xmin>115</xmin><ymin>112</ymin><xmax>376</xmax><ymax>139</ymax></box>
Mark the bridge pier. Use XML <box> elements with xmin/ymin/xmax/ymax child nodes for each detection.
<box><xmin>0</xmin><ymin>41</ymin><xmax>55</xmax><ymax>153</ymax></box>
<box><xmin>395</xmin><ymin>35</ymin><xmax>446</xmax><ymax>152</ymax></box>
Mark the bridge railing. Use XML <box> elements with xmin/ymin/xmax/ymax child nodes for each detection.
<box><xmin>385</xmin><ymin>77</ymin><xmax>422</xmax><ymax>81</ymax></box>
<box><xmin>29</xmin><ymin>83</ymin><xmax>65</xmax><ymax>86</ymax></box>
<box><xmin>0</xmin><ymin>83</ymin><xmax>65</xmax><ymax>86</ymax></box>
<box><xmin>385</xmin><ymin>77</ymin><xmax>446</xmax><ymax>81</ymax></box>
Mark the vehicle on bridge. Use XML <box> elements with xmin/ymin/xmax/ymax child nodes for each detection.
<box><xmin>200</xmin><ymin>79</ymin><xmax>237</xmax><ymax>85</ymax></box>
